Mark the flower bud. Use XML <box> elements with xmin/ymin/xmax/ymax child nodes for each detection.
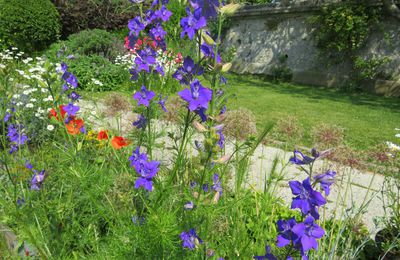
<box><xmin>219</xmin><ymin>3</ymin><xmax>242</xmax><ymax>16</ymax></box>
<box><xmin>193</xmin><ymin>121</ymin><xmax>208</xmax><ymax>132</ymax></box>
<box><xmin>201</xmin><ymin>31</ymin><xmax>216</xmax><ymax>45</ymax></box>
<box><xmin>221</xmin><ymin>63</ymin><xmax>232</xmax><ymax>72</ymax></box>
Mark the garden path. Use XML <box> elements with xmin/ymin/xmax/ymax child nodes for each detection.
<box><xmin>80</xmin><ymin>99</ymin><xmax>390</xmax><ymax>234</ymax></box>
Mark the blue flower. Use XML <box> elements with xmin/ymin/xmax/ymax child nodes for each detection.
<box><xmin>30</xmin><ymin>170</ymin><xmax>46</xmax><ymax>190</ymax></box>
<box><xmin>289</xmin><ymin>177</ymin><xmax>326</xmax><ymax>219</ymax></box>
<box><xmin>68</xmin><ymin>91</ymin><xmax>81</xmax><ymax>101</ymax></box>
<box><xmin>129</xmin><ymin>147</ymin><xmax>148</xmax><ymax>168</ymax></box>
<box><xmin>178</xmin><ymin>79</ymin><xmax>212</xmax><ymax>111</ymax></box>
<box><xmin>158</xmin><ymin>94</ymin><xmax>167</xmax><ymax>112</ymax></box>
<box><xmin>190</xmin><ymin>0</ymin><xmax>220</xmax><ymax>19</ymax></box>
<box><xmin>289</xmin><ymin>150</ymin><xmax>315</xmax><ymax>165</ymax></box>
<box><xmin>135</xmin><ymin>47</ymin><xmax>157</xmax><ymax>73</ymax></box>
<box><xmin>150</xmin><ymin>24</ymin><xmax>167</xmax><ymax>39</ymax></box>
<box><xmin>212</xmin><ymin>174</ymin><xmax>222</xmax><ymax>194</ymax></box>
<box><xmin>133</xmin><ymin>85</ymin><xmax>156</xmax><ymax>107</ymax></box>
<box><xmin>131</xmin><ymin>215</ymin><xmax>145</xmax><ymax>226</ymax></box>
<box><xmin>292</xmin><ymin>216</ymin><xmax>325</xmax><ymax>254</ymax></box>
<box><xmin>64</xmin><ymin>103</ymin><xmax>80</xmax><ymax>116</ymax></box>
<box><xmin>62</xmin><ymin>72</ymin><xmax>78</xmax><ymax>88</ymax></box>
<box><xmin>253</xmin><ymin>245</ymin><xmax>277</xmax><ymax>260</ymax></box>
<box><xmin>180</xmin><ymin>228</ymin><xmax>203</xmax><ymax>249</ymax></box>
<box><xmin>130</xmin><ymin>148</ymin><xmax>160</xmax><ymax>191</ymax></box>
<box><xmin>133</xmin><ymin>114</ymin><xmax>147</xmax><ymax>130</ymax></box>
<box><xmin>200</xmin><ymin>43</ymin><xmax>221</xmax><ymax>63</ymax></box>
<box><xmin>128</xmin><ymin>17</ymin><xmax>146</xmax><ymax>36</ymax></box>
<box><xmin>180</xmin><ymin>7</ymin><xmax>207</xmax><ymax>40</ymax></box>
<box><xmin>313</xmin><ymin>170</ymin><xmax>336</xmax><ymax>195</ymax></box>
<box><xmin>154</xmin><ymin>5</ymin><xmax>172</xmax><ymax>22</ymax></box>
<box><xmin>172</xmin><ymin>56</ymin><xmax>204</xmax><ymax>85</ymax></box>
<box><xmin>184</xmin><ymin>201</ymin><xmax>194</xmax><ymax>210</ymax></box>
<box><xmin>276</xmin><ymin>218</ymin><xmax>300</xmax><ymax>248</ymax></box>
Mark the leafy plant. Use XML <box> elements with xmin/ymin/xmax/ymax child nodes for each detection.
<box><xmin>0</xmin><ymin>0</ymin><xmax>61</xmax><ymax>53</ymax></box>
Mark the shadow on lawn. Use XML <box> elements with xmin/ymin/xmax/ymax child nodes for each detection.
<box><xmin>231</xmin><ymin>74</ymin><xmax>400</xmax><ymax>112</ymax></box>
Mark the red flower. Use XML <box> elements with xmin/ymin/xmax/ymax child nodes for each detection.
<box><xmin>66</xmin><ymin>118</ymin><xmax>84</xmax><ymax>135</ymax></box>
<box><xmin>111</xmin><ymin>136</ymin><xmax>129</xmax><ymax>149</ymax></box>
<box><xmin>49</xmin><ymin>105</ymin><xmax>67</xmax><ymax>121</ymax></box>
<box><xmin>97</xmin><ymin>130</ymin><xmax>109</xmax><ymax>140</ymax></box>
<box><xmin>175</xmin><ymin>52</ymin><xmax>183</xmax><ymax>64</ymax></box>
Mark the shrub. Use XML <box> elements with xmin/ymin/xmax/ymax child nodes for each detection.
<box><xmin>68</xmin><ymin>55</ymin><xmax>130</xmax><ymax>92</ymax></box>
<box><xmin>0</xmin><ymin>0</ymin><xmax>61</xmax><ymax>53</ymax></box>
<box><xmin>52</xmin><ymin>0</ymin><xmax>140</xmax><ymax>38</ymax></box>
<box><xmin>273</xmin><ymin>115</ymin><xmax>303</xmax><ymax>145</ymax></box>
<box><xmin>312</xmin><ymin>123</ymin><xmax>344</xmax><ymax>149</ymax></box>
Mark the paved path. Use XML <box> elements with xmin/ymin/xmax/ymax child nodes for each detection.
<box><xmin>80</xmin><ymin>99</ymin><xmax>391</xmax><ymax>234</ymax></box>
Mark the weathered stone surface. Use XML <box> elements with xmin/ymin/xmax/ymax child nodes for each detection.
<box><xmin>223</xmin><ymin>2</ymin><xmax>400</xmax><ymax>95</ymax></box>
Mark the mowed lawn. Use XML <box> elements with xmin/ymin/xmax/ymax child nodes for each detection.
<box><xmin>226</xmin><ymin>74</ymin><xmax>400</xmax><ymax>151</ymax></box>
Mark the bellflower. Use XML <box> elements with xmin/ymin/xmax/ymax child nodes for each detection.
<box><xmin>276</xmin><ymin>218</ymin><xmax>299</xmax><ymax>248</ymax></box>
<box><xmin>289</xmin><ymin>178</ymin><xmax>326</xmax><ymax>219</ymax></box>
<box><xmin>30</xmin><ymin>170</ymin><xmax>46</xmax><ymax>190</ymax></box>
<box><xmin>154</xmin><ymin>5</ymin><xmax>172</xmax><ymax>22</ymax></box>
<box><xmin>68</xmin><ymin>91</ymin><xmax>81</xmax><ymax>101</ymax></box>
<box><xmin>133</xmin><ymin>114</ymin><xmax>147</xmax><ymax>130</ymax></box>
<box><xmin>180</xmin><ymin>7</ymin><xmax>207</xmax><ymax>40</ymax></box>
<box><xmin>200</xmin><ymin>43</ymin><xmax>221</xmax><ymax>63</ymax></box>
<box><xmin>212</xmin><ymin>174</ymin><xmax>222</xmax><ymax>194</ymax></box>
<box><xmin>135</xmin><ymin>47</ymin><xmax>157</xmax><ymax>72</ymax></box>
<box><xmin>64</xmin><ymin>103</ymin><xmax>80</xmax><ymax>116</ymax></box>
<box><xmin>62</xmin><ymin>72</ymin><xmax>78</xmax><ymax>88</ymax></box>
<box><xmin>253</xmin><ymin>245</ymin><xmax>277</xmax><ymax>260</ymax></box>
<box><xmin>7</xmin><ymin>124</ymin><xmax>28</xmax><ymax>146</ymax></box>
<box><xmin>129</xmin><ymin>147</ymin><xmax>148</xmax><ymax>168</ymax></box>
<box><xmin>134</xmin><ymin>160</ymin><xmax>160</xmax><ymax>191</ymax></box>
<box><xmin>178</xmin><ymin>79</ymin><xmax>212</xmax><ymax>111</ymax></box>
<box><xmin>190</xmin><ymin>0</ymin><xmax>220</xmax><ymax>19</ymax></box>
<box><xmin>158</xmin><ymin>94</ymin><xmax>167</xmax><ymax>112</ymax></box>
<box><xmin>150</xmin><ymin>24</ymin><xmax>167</xmax><ymax>39</ymax></box>
<box><xmin>292</xmin><ymin>216</ymin><xmax>325</xmax><ymax>254</ymax></box>
<box><xmin>313</xmin><ymin>170</ymin><xmax>336</xmax><ymax>195</ymax></box>
<box><xmin>133</xmin><ymin>85</ymin><xmax>156</xmax><ymax>107</ymax></box>
<box><xmin>180</xmin><ymin>228</ymin><xmax>203</xmax><ymax>250</ymax></box>
<box><xmin>289</xmin><ymin>150</ymin><xmax>315</xmax><ymax>165</ymax></box>
<box><xmin>172</xmin><ymin>56</ymin><xmax>204</xmax><ymax>85</ymax></box>
<box><xmin>128</xmin><ymin>17</ymin><xmax>146</xmax><ymax>36</ymax></box>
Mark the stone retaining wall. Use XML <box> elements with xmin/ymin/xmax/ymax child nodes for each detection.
<box><xmin>223</xmin><ymin>1</ymin><xmax>400</xmax><ymax>96</ymax></box>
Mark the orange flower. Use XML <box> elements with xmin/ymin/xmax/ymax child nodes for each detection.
<box><xmin>97</xmin><ymin>130</ymin><xmax>109</xmax><ymax>140</ymax></box>
<box><xmin>49</xmin><ymin>105</ymin><xmax>67</xmax><ymax>121</ymax></box>
<box><xmin>65</xmin><ymin>118</ymin><xmax>84</xmax><ymax>135</ymax></box>
<box><xmin>111</xmin><ymin>136</ymin><xmax>129</xmax><ymax>149</ymax></box>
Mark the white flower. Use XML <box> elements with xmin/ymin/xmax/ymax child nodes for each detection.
<box><xmin>35</xmin><ymin>113</ymin><xmax>41</xmax><ymax>117</ymax></box>
<box><xmin>25</xmin><ymin>103</ymin><xmax>34</xmax><ymax>108</ymax></box>
<box><xmin>46</xmin><ymin>95</ymin><xmax>53</xmax><ymax>101</ymax></box>
<box><xmin>12</xmin><ymin>94</ymin><xmax>20</xmax><ymax>99</ymax></box>
<box><xmin>11</xmin><ymin>47</ymin><xmax>18</xmax><ymax>51</ymax></box>
<box><xmin>30</xmin><ymin>98</ymin><xmax>37</xmax><ymax>102</ymax></box>
<box><xmin>47</xmin><ymin>125</ymin><xmax>55</xmax><ymax>131</ymax></box>
<box><xmin>16</xmin><ymin>102</ymin><xmax>23</xmax><ymax>107</ymax></box>
<box><xmin>23</xmin><ymin>90</ymin><xmax>31</xmax><ymax>95</ymax></box>
<box><xmin>41</xmin><ymin>88</ymin><xmax>48</xmax><ymax>93</ymax></box>
<box><xmin>386</xmin><ymin>141</ymin><xmax>400</xmax><ymax>151</ymax></box>
<box><xmin>37</xmin><ymin>107</ymin><xmax>45</xmax><ymax>113</ymax></box>
<box><xmin>9</xmin><ymin>78</ymin><xmax>14</xmax><ymax>81</ymax></box>
<box><xmin>395</xmin><ymin>134</ymin><xmax>400</xmax><ymax>138</ymax></box>
<box><xmin>0</xmin><ymin>64</ymin><xmax>5</xmax><ymax>69</ymax></box>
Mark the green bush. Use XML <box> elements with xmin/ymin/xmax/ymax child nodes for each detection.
<box><xmin>68</xmin><ymin>55</ymin><xmax>129</xmax><ymax>92</ymax></box>
<box><xmin>0</xmin><ymin>0</ymin><xmax>61</xmax><ymax>53</ymax></box>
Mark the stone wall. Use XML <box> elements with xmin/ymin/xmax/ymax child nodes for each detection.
<box><xmin>223</xmin><ymin>1</ymin><xmax>400</xmax><ymax>96</ymax></box>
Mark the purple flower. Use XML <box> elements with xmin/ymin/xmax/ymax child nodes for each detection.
<box><xmin>276</xmin><ymin>218</ymin><xmax>300</xmax><ymax>248</ymax></box>
<box><xmin>313</xmin><ymin>170</ymin><xmax>336</xmax><ymax>196</ymax></box>
<box><xmin>180</xmin><ymin>228</ymin><xmax>203</xmax><ymax>249</ymax></box>
<box><xmin>154</xmin><ymin>5</ymin><xmax>172</xmax><ymax>22</ymax></box>
<box><xmin>3</xmin><ymin>112</ymin><xmax>11</xmax><ymax>122</ymax></box>
<box><xmin>158</xmin><ymin>94</ymin><xmax>167</xmax><ymax>112</ymax></box>
<box><xmin>289</xmin><ymin>178</ymin><xmax>326</xmax><ymax>219</ymax></box>
<box><xmin>219</xmin><ymin>106</ymin><xmax>227</xmax><ymax>115</ymax></box>
<box><xmin>7</xmin><ymin>124</ymin><xmax>28</xmax><ymax>146</ymax></box>
<box><xmin>64</xmin><ymin>103</ymin><xmax>80</xmax><ymax>116</ymax></box>
<box><xmin>30</xmin><ymin>170</ymin><xmax>46</xmax><ymax>190</ymax></box>
<box><xmin>178</xmin><ymin>79</ymin><xmax>212</xmax><ymax>111</ymax></box>
<box><xmin>68</xmin><ymin>91</ymin><xmax>81</xmax><ymax>101</ymax></box>
<box><xmin>195</xmin><ymin>107</ymin><xmax>208</xmax><ymax>122</ymax></box>
<box><xmin>58</xmin><ymin>62</ymin><xmax>68</xmax><ymax>74</ymax></box>
<box><xmin>184</xmin><ymin>201</ymin><xmax>194</xmax><ymax>210</ymax></box>
<box><xmin>253</xmin><ymin>245</ymin><xmax>277</xmax><ymax>260</ymax></box>
<box><xmin>289</xmin><ymin>150</ymin><xmax>315</xmax><ymax>165</ymax></box>
<box><xmin>172</xmin><ymin>57</ymin><xmax>204</xmax><ymax>85</ymax></box>
<box><xmin>212</xmin><ymin>174</ymin><xmax>222</xmax><ymax>194</ymax></box>
<box><xmin>216</xmin><ymin>126</ymin><xmax>225</xmax><ymax>148</ymax></box>
<box><xmin>134</xmin><ymin>160</ymin><xmax>160</xmax><ymax>191</ymax></box>
<box><xmin>202</xmin><ymin>183</ymin><xmax>209</xmax><ymax>192</ymax></box>
<box><xmin>62</xmin><ymin>72</ymin><xmax>78</xmax><ymax>88</ymax></box>
<box><xmin>154</xmin><ymin>63</ymin><xmax>165</xmax><ymax>76</ymax></box>
<box><xmin>133</xmin><ymin>114</ymin><xmax>147</xmax><ymax>130</ymax></box>
<box><xmin>128</xmin><ymin>17</ymin><xmax>146</xmax><ymax>36</ymax></box>
<box><xmin>150</xmin><ymin>24</ymin><xmax>167</xmax><ymax>39</ymax></box>
<box><xmin>133</xmin><ymin>85</ymin><xmax>156</xmax><ymax>107</ymax></box>
<box><xmin>200</xmin><ymin>43</ymin><xmax>221</xmax><ymax>63</ymax></box>
<box><xmin>66</xmin><ymin>54</ymin><xmax>75</xmax><ymax>60</ymax></box>
<box><xmin>129</xmin><ymin>66</ymin><xmax>139</xmax><ymax>81</ymax></box>
<box><xmin>190</xmin><ymin>0</ymin><xmax>220</xmax><ymax>19</ymax></box>
<box><xmin>25</xmin><ymin>160</ymin><xmax>33</xmax><ymax>170</ymax></box>
<box><xmin>131</xmin><ymin>215</ymin><xmax>145</xmax><ymax>225</ymax></box>
<box><xmin>135</xmin><ymin>47</ymin><xmax>157</xmax><ymax>72</ymax></box>
<box><xmin>292</xmin><ymin>216</ymin><xmax>325</xmax><ymax>254</ymax></box>
<box><xmin>180</xmin><ymin>7</ymin><xmax>207</xmax><ymax>40</ymax></box>
<box><xmin>220</xmin><ymin>76</ymin><xmax>227</xmax><ymax>84</ymax></box>
<box><xmin>129</xmin><ymin>147</ymin><xmax>148</xmax><ymax>168</ymax></box>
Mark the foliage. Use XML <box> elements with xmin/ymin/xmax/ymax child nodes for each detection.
<box><xmin>0</xmin><ymin>0</ymin><xmax>61</xmax><ymax>53</ymax></box>
<box><xmin>354</xmin><ymin>56</ymin><xmax>391</xmax><ymax>80</ymax></box>
<box><xmin>68</xmin><ymin>55</ymin><xmax>130</xmax><ymax>92</ymax></box>
<box><xmin>51</xmin><ymin>0</ymin><xmax>140</xmax><ymax>38</ymax></box>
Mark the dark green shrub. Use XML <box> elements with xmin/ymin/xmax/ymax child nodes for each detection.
<box><xmin>0</xmin><ymin>0</ymin><xmax>61</xmax><ymax>53</ymax></box>
<box><xmin>68</xmin><ymin>55</ymin><xmax>130</xmax><ymax>92</ymax></box>
<box><xmin>52</xmin><ymin>0</ymin><xmax>141</xmax><ymax>38</ymax></box>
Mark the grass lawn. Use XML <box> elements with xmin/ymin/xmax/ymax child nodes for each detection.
<box><xmin>226</xmin><ymin>74</ymin><xmax>400</xmax><ymax>151</ymax></box>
